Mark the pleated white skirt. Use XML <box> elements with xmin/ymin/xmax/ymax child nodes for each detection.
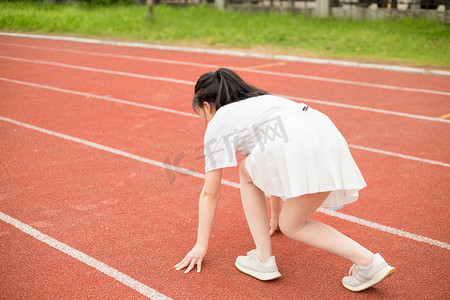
<box><xmin>244</xmin><ymin>108</ymin><xmax>366</xmax><ymax>208</ymax></box>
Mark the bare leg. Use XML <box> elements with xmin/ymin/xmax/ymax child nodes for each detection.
<box><xmin>239</xmin><ymin>162</ymin><xmax>272</xmax><ymax>263</ymax></box>
<box><xmin>269</xmin><ymin>196</ymin><xmax>283</xmax><ymax>235</ymax></box>
<box><xmin>278</xmin><ymin>192</ymin><xmax>374</xmax><ymax>267</ymax></box>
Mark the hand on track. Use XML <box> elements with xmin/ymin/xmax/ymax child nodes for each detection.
<box><xmin>174</xmin><ymin>244</ymin><xmax>207</xmax><ymax>274</ymax></box>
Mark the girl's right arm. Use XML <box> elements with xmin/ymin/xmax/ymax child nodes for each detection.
<box><xmin>174</xmin><ymin>169</ymin><xmax>222</xmax><ymax>274</ymax></box>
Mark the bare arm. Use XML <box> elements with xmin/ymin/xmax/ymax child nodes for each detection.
<box><xmin>174</xmin><ymin>169</ymin><xmax>222</xmax><ymax>274</ymax></box>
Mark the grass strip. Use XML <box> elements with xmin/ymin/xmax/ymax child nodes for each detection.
<box><xmin>1</xmin><ymin>2</ymin><xmax>449</xmax><ymax>68</ymax></box>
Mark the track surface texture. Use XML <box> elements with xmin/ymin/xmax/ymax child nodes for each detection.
<box><xmin>0</xmin><ymin>33</ymin><xmax>449</xmax><ymax>300</ymax></box>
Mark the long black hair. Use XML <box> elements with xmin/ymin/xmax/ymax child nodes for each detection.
<box><xmin>192</xmin><ymin>68</ymin><xmax>268</xmax><ymax>114</ymax></box>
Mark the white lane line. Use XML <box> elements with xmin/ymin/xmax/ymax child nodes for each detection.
<box><xmin>0</xmin><ymin>211</ymin><xmax>172</xmax><ymax>300</ymax></box>
<box><xmin>1</xmin><ymin>76</ymin><xmax>449</xmax><ymax>167</ymax></box>
<box><xmin>0</xmin><ymin>55</ymin><xmax>195</xmax><ymax>86</ymax></box>
<box><xmin>245</xmin><ymin>68</ymin><xmax>450</xmax><ymax>97</ymax></box>
<box><xmin>0</xmin><ymin>116</ymin><xmax>235</xmax><ymax>187</ymax></box>
<box><xmin>0</xmin><ymin>116</ymin><xmax>448</xmax><ymax>250</ymax></box>
<box><xmin>0</xmin><ymin>77</ymin><xmax>198</xmax><ymax>118</ymax></box>
<box><xmin>1</xmin><ymin>32</ymin><xmax>450</xmax><ymax>77</ymax></box>
<box><xmin>286</xmin><ymin>94</ymin><xmax>450</xmax><ymax>124</ymax></box>
<box><xmin>317</xmin><ymin>208</ymin><xmax>450</xmax><ymax>250</ymax></box>
<box><xmin>1</xmin><ymin>41</ymin><xmax>449</xmax><ymax>97</ymax></box>
<box><xmin>1</xmin><ymin>61</ymin><xmax>449</xmax><ymax>125</ymax></box>
<box><xmin>348</xmin><ymin>144</ymin><xmax>450</xmax><ymax>168</ymax></box>
<box><xmin>0</xmin><ymin>42</ymin><xmax>219</xmax><ymax>70</ymax></box>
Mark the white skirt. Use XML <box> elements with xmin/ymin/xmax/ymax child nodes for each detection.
<box><xmin>244</xmin><ymin>108</ymin><xmax>366</xmax><ymax>208</ymax></box>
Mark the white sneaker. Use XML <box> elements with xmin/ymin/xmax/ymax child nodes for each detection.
<box><xmin>342</xmin><ymin>253</ymin><xmax>396</xmax><ymax>292</ymax></box>
<box><xmin>235</xmin><ymin>249</ymin><xmax>281</xmax><ymax>281</ymax></box>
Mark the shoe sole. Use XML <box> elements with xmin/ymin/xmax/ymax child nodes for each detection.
<box><xmin>235</xmin><ymin>261</ymin><xmax>282</xmax><ymax>281</ymax></box>
<box><xmin>342</xmin><ymin>266</ymin><xmax>396</xmax><ymax>292</ymax></box>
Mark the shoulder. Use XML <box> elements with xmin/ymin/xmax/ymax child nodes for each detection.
<box><xmin>245</xmin><ymin>94</ymin><xmax>296</xmax><ymax>106</ymax></box>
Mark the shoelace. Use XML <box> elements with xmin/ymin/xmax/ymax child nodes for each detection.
<box><xmin>247</xmin><ymin>249</ymin><xmax>258</xmax><ymax>256</ymax></box>
<box><xmin>348</xmin><ymin>264</ymin><xmax>359</xmax><ymax>276</ymax></box>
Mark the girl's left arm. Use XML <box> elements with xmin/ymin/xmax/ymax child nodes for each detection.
<box><xmin>174</xmin><ymin>168</ymin><xmax>222</xmax><ymax>274</ymax></box>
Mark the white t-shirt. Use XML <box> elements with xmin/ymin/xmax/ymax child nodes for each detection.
<box><xmin>204</xmin><ymin>95</ymin><xmax>308</xmax><ymax>172</ymax></box>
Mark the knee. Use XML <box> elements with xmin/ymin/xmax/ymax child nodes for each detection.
<box><xmin>279</xmin><ymin>217</ymin><xmax>295</xmax><ymax>238</ymax></box>
<box><xmin>279</xmin><ymin>216</ymin><xmax>305</xmax><ymax>239</ymax></box>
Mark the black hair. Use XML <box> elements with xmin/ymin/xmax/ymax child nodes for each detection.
<box><xmin>192</xmin><ymin>68</ymin><xmax>268</xmax><ymax>114</ymax></box>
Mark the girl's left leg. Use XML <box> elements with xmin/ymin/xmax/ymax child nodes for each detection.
<box><xmin>239</xmin><ymin>161</ymin><xmax>273</xmax><ymax>263</ymax></box>
<box><xmin>278</xmin><ymin>192</ymin><xmax>374</xmax><ymax>267</ymax></box>
<box><xmin>278</xmin><ymin>192</ymin><xmax>395</xmax><ymax>291</ymax></box>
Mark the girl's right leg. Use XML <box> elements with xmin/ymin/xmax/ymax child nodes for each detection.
<box><xmin>235</xmin><ymin>161</ymin><xmax>282</xmax><ymax>281</ymax></box>
<box><xmin>278</xmin><ymin>192</ymin><xmax>374</xmax><ymax>267</ymax></box>
<box><xmin>238</xmin><ymin>161</ymin><xmax>273</xmax><ymax>263</ymax></box>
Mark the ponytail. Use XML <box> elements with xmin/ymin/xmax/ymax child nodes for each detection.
<box><xmin>192</xmin><ymin>68</ymin><xmax>268</xmax><ymax>114</ymax></box>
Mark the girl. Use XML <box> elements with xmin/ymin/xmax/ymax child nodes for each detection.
<box><xmin>174</xmin><ymin>68</ymin><xmax>395</xmax><ymax>292</ymax></box>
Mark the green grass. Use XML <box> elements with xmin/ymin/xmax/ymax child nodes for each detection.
<box><xmin>1</xmin><ymin>2</ymin><xmax>449</xmax><ymax>68</ymax></box>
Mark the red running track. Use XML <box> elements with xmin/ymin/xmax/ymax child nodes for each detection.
<box><xmin>0</xmin><ymin>33</ymin><xmax>449</xmax><ymax>299</ymax></box>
